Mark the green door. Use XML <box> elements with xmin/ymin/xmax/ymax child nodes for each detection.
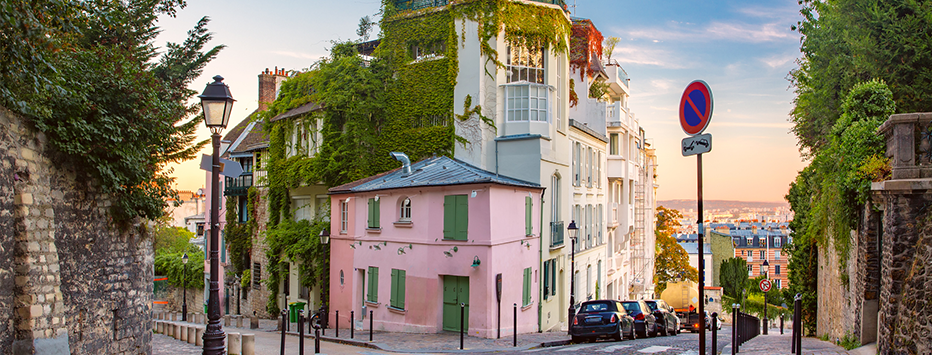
<box><xmin>442</xmin><ymin>276</ymin><xmax>469</xmax><ymax>331</ymax></box>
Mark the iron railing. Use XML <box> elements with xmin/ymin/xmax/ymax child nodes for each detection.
<box><xmin>550</xmin><ymin>221</ymin><xmax>564</xmax><ymax>247</ymax></box>
<box><xmin>225</xmin><ymin>172</ymin><xmax>253</xmax><ymax>197</ymax></box>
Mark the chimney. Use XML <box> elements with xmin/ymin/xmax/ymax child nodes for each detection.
<box><xmin>390</xmin><ymin>152</ymin><xmax>412</xmax><ymax>176</ymax></box>
<box><xmin>258</xmin><ymin>67</ymin><xmax>288</xmax><ymax>112</ymax></box>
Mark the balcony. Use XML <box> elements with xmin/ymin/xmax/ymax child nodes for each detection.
<box><xmin>604</xmin><ymin>64</ymin><xmax>630</xmax><ymax>96</ymax></box>
<box><xmin>550</xmin><ymin>221</ymin><xmax>564</xmax><ymax>248</ymax></box>
<box><xmin>224</xmin><ymin>172</ymin><xmax>253</xmax><ymax>197</ymax></box>
<box><xmin>395</xmin><ymin>0</ymin><xmax>566</xmax><ymax>11</ymax></box>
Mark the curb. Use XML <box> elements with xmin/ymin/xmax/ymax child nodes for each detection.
<box><xmin>285</xmin><ymin>330</ymin><xmax>568</xmax><ymax>353</ymax></box>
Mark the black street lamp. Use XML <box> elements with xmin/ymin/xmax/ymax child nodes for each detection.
<box><xmin>319</xmin><ymin>228</ymin><xmax>330</xmax><ymax>245</ymax></box>
<box><xmin>199</xmin><ymin>75</ymin><xmax>234</xmax><ymax>354</ymax></box>
<box><xmin>566</xmin><ymin>220</ymin><xmax>578</xmax><ymax>334</ymax></box>
<box><xmin>182</xmin><ymin>253</ymin><xmax>189</xmax><ymax>322</ymax></box>
<box><xmin>762</xmin><ymin>259</ymin><xmax>769</xmax><ymax>335</ymax></box>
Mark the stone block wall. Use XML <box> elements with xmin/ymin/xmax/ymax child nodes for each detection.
<box><xmin>878</xmin><ymin>191</ymin><xmax>932</xmax><ymax>354</ymax></box>
<box><xmin>0</xmin><ymin>106</ymin><xmax>152</xmax><ymax>354</ymax></box>
<box><xmin>245</xmin><ymin>188</ymin><xmax>274</xmax><ymax>319</ymax></box>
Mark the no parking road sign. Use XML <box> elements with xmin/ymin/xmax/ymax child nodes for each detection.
<box><xmin>760</xmin><ymin>279</ymin><xmax>772</xmax><ymax>293</ymax></box>
<box><xmin>679</xmin><ymin>80</ymin><xmax>713</xmax><ymax>136</ymax></box>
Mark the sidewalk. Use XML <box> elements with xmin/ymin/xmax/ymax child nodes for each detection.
<box><xmin>720</xmin><ymin>328</ymin><xmax>849</xmax><ymax>355</ymax></box>
<box><xmin>154</xmin><ymin>317</ymin><xmax>571</xmax><ymax>354</ymax></box>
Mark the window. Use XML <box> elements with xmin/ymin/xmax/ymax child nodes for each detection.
<box><xmin>587</xmin><ymin>147</ymin><xmax>592</xmax><ymax>187</ymax></box>
<box><xmin>775</xmin><ymin>265</ymin><xmax>781</xmax><ymax>275</ymax></box>
<box><xmin>522</xmin><ymin>267</ymin><xmax>532</xmax><ymax>306</ymax></box>
<box><xmin>746</xmin><ymin>237</ymin><xmax>752</xmax><ymax>245</ymax></box>
<box><xmin>367</xmin><ymin>266</ymin><xmax>379</xmax><ymax>303</ymax></box>
<box><xmin>196</xmin><ymin>222</ymin><xmax>204</xmax><ymax>237</ymax></box>
<box><xmin>238</xmin><ymin>197</ymin><xmax>249</xmax><ymax>223</ymax></box>
<box><xmin>400</xmin><ymin>198</ymin><xmax>412</xmax><ymax>222</ymax></box>
<box><xmin>596</xmin><ymin>151</ymin><xmax>601</xmax><ymax>187</ymax></box>
<box><xmin>573</xmin><ymin>142</ymin><xmax>581</xmax><ymax>186</ymax></box>
<box><xmin>774</xmin><ymin>279</ymin><xmax>782</xmax><ymax>289</ymax></box>
<box><xmin>774</xmin><ymin>237</ymin><xmax>782</xmax><ymax>247</ymax></box>
<box><xmin>586</xmin><ymin>205</ymin><xmax>593</xmax><ymax>248</ymax></box>
<box><xmin>574</xmin><ymin>205</ymin><xmax>581</xmax><ymax>252</ymax></box>
<box><xmin>551</xmin><ymin>175</ymin><xmax>563</xmax><ymax>247</ymax></box>
<box><xmin>597</xmin><ymin>204</ymin><xmax>603</xmax><ymax>245</ymax></box>
<box><xmin>293</xmin><ymin>197</ymin><xmax>311</xmax><ymax>222</ymax></box>
<box><xmin>390</xmin><ymin>269</ymin><xmax>406</xmax><ymax>309</ymax></box>
<box><xmin>774</xmin><ymin>251</ymin><xmax>781</xmax><ymax>260</ymax></box>
<box><xmin>368</xmin><ymin>198</ymin><xmax>380</xmax><ymax>229</ymax></box>
<box><xmin>543</xmin><ymin>260</ymin><xmax>550</xmax><ymax>300</ymax></box>
<box><xmin>506</xmin><ymin>42</ymin><xmax>544</xmax><ymax>84</ymax></box>
<box><xmin>586</xmin><ymin>264</ymin><xmax>592</xmax><ymax>300</ymax></box>
<box><xmin>340</xmin><ymin>200</ymin><xmax>348</xmax><ymax>233</ymax></box>
<box><xmin>556</xmin><ymin>58</ymin><xmax>564</xmax><ymax>130</ymax></box>
<box><xmin>505</xmin><ymin>84</ymin><xmax>549</xmax><ymax>122</ymax></box>
<box><xmin>747</xmin><ymin>265</ymin><xmax>752</xmax><ymax>276</ymax></box>
<box><xmin>610</xmin><ymin>134</ymin><xmax>618</xmax><ymax>155</ymax></box>
<box><xmin>443</xmin><ymin>195</ymin><xmax>468</xmax><ymax>240</ymax></box>
<box><xmin>525</xmin><ymin>196</ymin><xmax>533</xmax><ymax>236</ymax></box>
<box><xmin>760</xmin><ymin>250</ymin><xmax>765</xmax><ymax>260</ymax></box>
<box><xmin>410</xmin><ymin>41</ymin><xmax>445</xmax><ymax>62</ymax></box>
<box><xmin>550</xmin><ymin>260</ymin><xmax>557</xmax><ymax>297</ymax></box>
<box><xmin>596</xmin><ymin>260</ymin><xmax>602</xmax><ymax>299</ymax></box>
<box><xmin>253</xmin><ymin>263</ymin><xmax>261</xmax><ymax>290</ymax></box>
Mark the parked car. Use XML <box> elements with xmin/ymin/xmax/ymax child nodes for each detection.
<box><xmin>570</xmin><ymin>300</ymin><xmax>636</xmax><ymax>343</ymax></box>
<box><xmin>621</xmin><ymin>300</ymin><xmax>657</xmax><ymax>338</ymax></box>
<box><xmin>645</xmin><ymin>299</ymin><xmax>679</xmax><ymax>336</ymax></box>
<box><xmin>704</xmin><ymin>311</ymin><xmax>723</xmax><ymax>330</ymax></box>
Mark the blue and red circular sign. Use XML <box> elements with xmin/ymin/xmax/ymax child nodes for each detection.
<box><xmin>679</xmin><ymin>80</ymin><xmax>713</xmax><ymax>136</ymax></box>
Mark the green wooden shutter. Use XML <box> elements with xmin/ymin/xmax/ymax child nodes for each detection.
<box><xmin>543</xmin><ymin>260</ymin><xmax>550</xmax><ymax>300</ymax></box>
<box><xmin>525</xmin><ymin>196</ymin><xmax>532</xmax><ymax>236</ymax></box>
<box><xmin>455</xmin><ymin>195</ymin><xmax>468</xmax><ymax>240</ymax></box>
<box><xmin>551</xmin><ymin>260</ymin><xmax>557</xmax><ymax>296</ymax></box>
<box><xmin>443</xmin><ymin>195</ymin><xmax>455</xmax><ymax>239</ymax></box>
<box><xmin>373</xmin><ymin>198</ymin><xmax>380</xmax><ymax>228</ymax></box>
<box><xmin>367</xmin><ymin>267</ymin><xmax>378</xmax><ymax>302</ymax></box>
<box><xmin>522</xmin><ymin>267</ymin><xmax>531</xmax><ymax>306</ymax></box>
<box><xmin>398</xmin><ymin>270</ymin><xmax>406</xmax><ymax>309</ymax></box>
<box><xmin>368</xmin><ymin>198</ymin><xmax>374</xmax><ymax>228</ymax></box>
<box><xmin>390</xmin><ymin>269</ymin><xmax>397</xmax><ymax>307</ymax></box>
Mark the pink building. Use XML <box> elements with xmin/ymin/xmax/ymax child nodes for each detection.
<box><xmin>329</xmin><ymin>154</ymin><xmax>544</xmax><ymax>338</ymax></box>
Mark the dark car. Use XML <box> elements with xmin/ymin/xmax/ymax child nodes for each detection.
<box><xmin>645</xmin><ymin>299</ymin><xmax>679</xmax><ymax>336</ymax></box>
<box><xmin>621</xmin><ymin>300</ymin><xmax>657</xmax><ymax>337</ymax></box>
<box><xmin>570</xmin><ymin>300</ymin><xmax>636</xmax><ymax>343</ymax></box>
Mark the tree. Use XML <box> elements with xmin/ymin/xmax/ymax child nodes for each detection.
<box><xmin>654</xmin><ymin>206</ymin><xmax>697</xmax><ymax>294</ymax></box>
<box><xmin>0</xmin><ymin>0</ymin><xmax>221</xmax><ymax>223</ymax></box>
<box><xmin>720</xmin><ymin>257</ymin><xmax>749</xmax><ymax>302</ymax></box>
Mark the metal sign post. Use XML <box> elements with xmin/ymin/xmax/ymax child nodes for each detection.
<box><xmin>679</xmin><ymin>79</ymin><xmax>713</xmax><ymax>355</ymax></box>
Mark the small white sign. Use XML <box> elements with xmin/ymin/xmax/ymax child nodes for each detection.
<box><xmin>682</xmin><ymin>133</ymin><xmax>712</xmax><ymax>156</ymax></box>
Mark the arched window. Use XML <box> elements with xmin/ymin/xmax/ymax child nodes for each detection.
<box><xmin>399</xmin><ymin>198</ymin><xmax>412</xmax><ymax>222</ymax></box>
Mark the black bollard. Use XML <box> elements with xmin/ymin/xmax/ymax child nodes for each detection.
<box><xmin>731</xmin><ymin>304</ymin><xmax>738</xmax><ymax>355</ymax></box>
<box><xmin>460</xmin><ymin>303</ymin><xmax>465</xmax><ymax>350</ymax></box>
<box><xmin>711</xmin><ymin>312</ymin><xmax>718</xmax><ymax>355</ymax></box>
<box><xmin>350</xmin><ymin>311</ymin><xmax>354</xmax><ymax>339</ymax></box>
<box><xmin>513</xmin><ymin>303</ymin><xmax>517</xmax><ymax>347</ymax></box>
<box><xmin>780</xmin><ymin>314</ymin><xmax>784</xmax><ymax>335</ymax></box>
<box><xmin>793</xmin><ymin>294</ymin><xmax>802</xmax><ymax>354</ymax></box>
<box><xmin>281</xmin><ymin>309</ymin><xmax>288</xmax><ymax>355</ymax></box>
<box><xmin>336</xmin><ymin>310</ymin><xmax>339</xmax><ymax>338</ymax></box>
<box><xmin>369</xmin><ymin>310</ymin><xmax>373</xmax><ymax>342</ymax></box>
<box><xmin>298</xmin><ymin>310</ymin><xmax>305</xmax><ymax>355</ymax></box>
<box><xmin>315</xmin><ymin>327</ymin><xmax>320</xmax><ymax>354</ymax></box>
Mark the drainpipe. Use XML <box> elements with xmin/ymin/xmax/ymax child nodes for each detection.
<box><xmin>538</xmin><ymin>189</ymin><xmax>545</xmax><ymax>333</ymax></box>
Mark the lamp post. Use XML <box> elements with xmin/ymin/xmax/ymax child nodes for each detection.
<box><xmin>566</xmin><ymin>221</ymin><xmax>578</xmax><ymax>334</ymax></box>
<box><xmin>199</xmin><ymin>75</ymin><xmax>234</xmax><ymax>354</ymax></box>
<box><xmin>761</xmin><ymin>259</ymin><xmax>769</xmax><ymax>335</ymax></box>
<box><xmin>182</xmin><ymin>253</ymin><xmax>189</xmax><ymax>322</ymax></box>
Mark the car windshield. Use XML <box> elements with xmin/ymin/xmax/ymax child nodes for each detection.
<box><xmin>621</xmin><ymin>302</ymin><xmax>640</xmax><ymax>314</ymax></box>
<box><xmin>582</xmin><ymin>302</ymin><xmax>613</xmax><ymax>313</ymax></box>
<box><xmin>645</xmin><ymin>301</ymin><xmax>658</xmax><ymax>311</ymax></box>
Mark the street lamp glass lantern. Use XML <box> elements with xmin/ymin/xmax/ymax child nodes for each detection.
<box><xmin>762</xmin><ymin>259</ymin><xmax>769</xmax><ymax>276</ymax></box>
<box><xmin>319</xmin><ymin>228</ymin><xmax>330</xmax><ymax>245</ymax></box>
<box><xmin>198</xmin><ymin>75</ymin><xmax>235</xmax><ymax>133</ymax></box>
<box><xmin>567</xmin><ymin>220</ymin><xmax>578</xmax><ymax>240</ymax></box>
<box><xmin>182</xmin><ymin>253</ymin><xmax>188</xmax><ymax>265</ymax></box>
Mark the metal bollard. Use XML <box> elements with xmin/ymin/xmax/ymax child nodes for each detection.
<box><xmin>369</xmin><ymin>310</ymin><xmax>373</xmax><ymax>342</ymax></box>
<box><xmin>793</xmin><ymin>294</ymin><xmax>802</xmax><ymax>354</ymax></box>
<box><xmin>298</xmin><ymin>309</ymin><xmax>305</xmax><ymax>355</ymax></box>
<box><xmin>336</xmin><ymin>310</ymin><xmax>339</xmax><ymax>338</ymax></box>
<box><xmin>780</xmin><ymin>314</ymin><xmax>784</xmax><ymax>335</ymax></box>
<box><xmin>280</xmin><ymin>309</ymin><xmax>288</xmax><ymax>355</ymax></box>
<box><xmin>350</xmin><ymin>311</ymin><xmax>355</xmax><ymax>339</ymax></box>
<box><xmin>711</xmin><ymin>312</ymin><xmax>717</xmax><ymax>355</ymax></box>
<box><xmin>513</xmin><ymin>303</ymin><xmax>517</xmax><ymax>347</ymax></box>
<box><xmin>731</xmin><ymin>304</ymin><xmax>738</xmax><ymax>355</ymax></box>
<box><xmin>460</xmin><ymin>303</ymin><xmax>465</xmax><ymax>350</ymax></box>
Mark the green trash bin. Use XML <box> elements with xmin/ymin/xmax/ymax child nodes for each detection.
<box><xmin>288</xmin><ymin>302</ymin><xmax>306</xmax><ymax>323</ymax></box>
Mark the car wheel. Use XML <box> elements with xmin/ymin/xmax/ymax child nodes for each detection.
<box><xmin>572</xmin><ymin>335</ymin><xmax>581</xmax><ymax>343</ymax></box>
<box><xmin>630</xmin><ymin>327</ymin><xmax>637</xmax><ymax>340</ymax></box>
<box><xmin>613</xmin><ymin>327</ymin><xmax>623</xmax><ymax>342</ymax></box>
<box><xmin>660</xmin><ymin>322</ymin><xmax>668</xmax><ymax>336</ymax></box>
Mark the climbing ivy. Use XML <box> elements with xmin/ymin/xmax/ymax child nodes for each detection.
<box><xmin>224</xmin><ymin>186</ymin><xmax>258</xmax><ymax>275</ymax></box>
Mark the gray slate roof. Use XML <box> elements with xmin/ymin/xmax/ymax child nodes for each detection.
<box><xmin>329</xmin><ymin>155</ymin><xmax>541</xmax><ymax>194</ymax></box>
<box><xmin>678</xmin><ymin>242</ymin><xmax>712</xmax><ymax>255</ymax></box>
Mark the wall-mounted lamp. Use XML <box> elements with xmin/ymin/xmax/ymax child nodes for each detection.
<box><xmin>520</xmin><ymin>240</ymin><xmax>532</xmax><ymax>249</ymax></box>
<box><xmin>471</xmin><ymin>256</ymin><xmax>481</xmax><ymax>268</ymax></box>
<box><xmin>397</xmin><ymin>244</ymin><xmax>413</xmax><ymax>255</ymax></box>
<box><xmin>349</xmin><ymin>241</ymin><xmax>363</xmax><ymax>249</ymax></box>
<box><xmin>443</xmin><ymin>246</ymin><xmax>459</xmax><ymax>258</ymax></box>
<box><xmin>471</xmin><ymin>190</ymin><xmax>477</xmax><ymax>198</ymax></box>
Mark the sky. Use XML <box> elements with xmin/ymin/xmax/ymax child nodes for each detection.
<box><xmin>158</xmin><ymin>0</ymin><xmax>808</xmax><ymax>203</ymax></box>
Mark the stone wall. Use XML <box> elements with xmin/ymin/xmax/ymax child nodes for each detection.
<box><xmin>0</xmin><ymin>106</ymin><xmax>152</xmax><ymax>354</ymax></box>
<box><xmin>245</xmin><ymin>188</ymin><xmax>274</xmax><ymax>319</ymax></box>
<box><xmin>878</xmin><ymin>191</ymin><xmax>932</xmax><ymax>354</ymax></box>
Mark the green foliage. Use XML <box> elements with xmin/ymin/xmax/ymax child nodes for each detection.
<box><xmin>603</xmin><ymin>36</ymin><xmax>620</xmax><ymax>63</ymax></box>
<box><xmin>722</xmin><ymin>294</ymin><xmax>789</xmax><ymax>321</ymax></box>
<box><xmin>837</xmin><ymin>332</ymin><xmax>862</xmax><ymax>350</ymax></box>
<box><xmin>653</xmin><ymin>206</ymin><xmax>697</xmax><ymax>294</ymax></box>
<box><xmin>720</xmin><ymin>257</ymin><xmax>749</xmax><ymax>301</ymax></box>
<box><xmin>588</xmin><ymin>80</ymin><xmax>610</xmax><ymax>100</ymax></box>
<box><xmin>154</xmin><ymin>250</ymin><xmax>205</xmax><ymax>289</ymax></box>
<box><xmin>0</xmin><ymin>0</ymin><xmax>221</xmax><ymax>223</ymax></box>
<box><xmin>153</xmin><ymin>224</ymin><xmax>196</xmax><ymax>254</ymax></box>
<box><xmin>785</xmin><ymin>167</ymin><xmax>819</xmax><ymax>336</ymax></box>
<box><xmin>790</xmin><ymin>0</ymin><xmax>932</xmax><ymax>154</ymax></box>
<box><xmin>240</xmin><ymin>269</ymin><xmax>251</xmax><ymax>289</ymax></box>
<box><xmin>264</xmin><ymin>218</ymin><xmax>331</xmax><ymax>314</ymax></box>
<box><xmin>224</xmin><ymin>187</ymin><xmax>258</xmax><ymax>274</ymax></box>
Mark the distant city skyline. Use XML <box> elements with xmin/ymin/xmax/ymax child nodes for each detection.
<box><xmin>158</xmin><ymin>0</ymin><xmax>808</xmax><ymax>203</ymax></box>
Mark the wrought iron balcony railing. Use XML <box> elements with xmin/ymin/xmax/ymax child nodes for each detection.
<box><xmin>224</xmin><ymin>172</ymin><xmax>253</xmax><ymax>197</ymax></box>
<box><xmin>550</xmin><ymin>221</ymin><xmax>564</xmax><ymax>247</ymax></box>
